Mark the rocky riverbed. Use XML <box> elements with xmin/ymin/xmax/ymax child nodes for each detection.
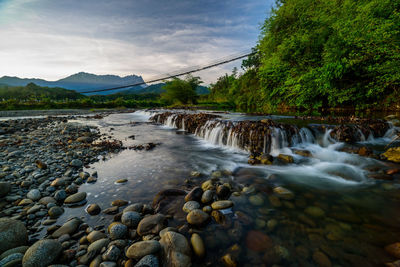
<box><xmin>1</xmin><ymin>111</ymin><xmax>400</xmax><ymax>267</ymax></box>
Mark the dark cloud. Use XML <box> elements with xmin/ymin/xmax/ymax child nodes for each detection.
<box><xmin>0</xmin><ymin>0</ymin><xmax>273</xmax><ymax>83</ymax></box>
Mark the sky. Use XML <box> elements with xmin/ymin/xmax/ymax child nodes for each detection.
<box><xmin>0</xmin><ymin>0</ymin><xmax>274</xmax><ymax>84</ymax></box>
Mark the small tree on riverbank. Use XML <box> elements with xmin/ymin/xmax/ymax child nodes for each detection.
<box><xmin>161</xmin><ymin>75</ymin><xmax>201</xmax><ymax>104</ymax></box>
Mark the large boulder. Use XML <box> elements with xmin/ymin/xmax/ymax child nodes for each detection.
<box><xmin>22</xmin><ymin>239</ymin><xmax>62</xmax><ymax>267</ymax></box>
<box><xmin>0</xmin><ymin>219</ymin><xmax>28</xmax><ymax>254</ymax></box>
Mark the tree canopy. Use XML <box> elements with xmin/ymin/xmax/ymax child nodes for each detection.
<box><xmin>161</xmin><ymin>75</ymin><xmax>202</xmax><ymax>104</ymax></box>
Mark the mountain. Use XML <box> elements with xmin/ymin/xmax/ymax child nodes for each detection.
<box><xmin>0</xmin><ymin>72</ymin><xmax>145</xmax><ymax>95</ymax></box>
<box><xmin>123</xmin><ymin>83</ymin><xmax>210</xmax><ymax>95</ymax></box>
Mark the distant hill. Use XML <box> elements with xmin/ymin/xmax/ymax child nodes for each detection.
<box><xmin>0</xmin><ymin>83</ymin><xmax>84</xmax><ymax>100</ymax></box>
<box><xmin>0</xmin><ymin>72</ymin><xmax>145</xmax><ymax>95</ymax></box>
<box><xmin>123</xmin><ymin>83</ymin><xmax>210</xmax><ymax>95</ymax></box>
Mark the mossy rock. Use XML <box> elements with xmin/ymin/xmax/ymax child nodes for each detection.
<box><xmin>383</xmin><ymin>147</ymin><xmax>400</xmax><ymax>163</ymax></box>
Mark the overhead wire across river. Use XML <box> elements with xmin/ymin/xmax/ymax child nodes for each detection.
<box><xmin>79</xmin><ymin>49</ymin><xmax>254</xmax><ymax>94</ymax></box>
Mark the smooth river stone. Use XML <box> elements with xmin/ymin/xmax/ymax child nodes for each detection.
<box><xmin>22</xmin><ymin>239</ymin><xmax>62</xmax><ymax>267</ymax></box>
<box><xmin>186</xmin><ymin>209</ymin><xmax>209</xmax><ymax>225</ymax></box>
<box><xmin>52</xmin><ymin>218</ymin><xmax>81</xmax><ymax>238</ymax></box>
<box><xmin>137</xmin><ymin>214</ymin><xmax>166</xmax><ymax>236</ymax></box>
<box><xmin>190</xmin><ymin>233</ymin><xmax>205</xmax><ymax>258</ymax></box>
<box><xmin>305</xmin><ymin>206</ymin><xmax>325</xmax><ymax>218</ymax></box>
<box><xmin>64</xmin><ymin>192</ymin><xmax>86</xmax><ymax>204</ymax></box>
<box><xmin>182</xmin><ymin>201</ymin><xmax>200</xmax><ymax>213</ymax></box>
<box><xmin>211</xmin><ymin>200</ymin><xmax>233</xmax><ymax>210</ymax></box>
<box><xmin>126</xmin><ymin>240</ymin><xmax>161</xmax><ymax>259</ymax></box>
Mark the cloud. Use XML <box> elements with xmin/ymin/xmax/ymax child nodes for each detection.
<box><xmin>0</xmin><ymin>0</ymin><xmax>273</xmax><ymax>84</ymax></box>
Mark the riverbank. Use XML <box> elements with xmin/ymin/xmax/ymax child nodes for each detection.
<box><xmin>1</xmin><ymin>110</ymin><xmax>400</xmax><ymax>267</ymax></box>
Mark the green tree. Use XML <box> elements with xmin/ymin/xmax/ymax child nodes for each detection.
<box><xmin>161</xmin><ymin>75</ymin><xmax>201</xmax><ymax>104</ymax></box>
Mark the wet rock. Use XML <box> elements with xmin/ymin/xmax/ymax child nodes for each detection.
<box><xmin>211</xmin><ymin>200</ymin><xmax>233</xmax><ymax>210</ymax></box>
<box><xmin>123</xmin><ymin>203</ymin><xmax>144</xmax><ymax>213</ymax></box>
<box><xmin>184</xmin><ymin>187</ymin><xmax>203</xmax><ymax>202</ymax></box>
<box><xmin>64</xmin><ymin>192</ymin><xmax>87</xmax><ymax>204</ymax></box>
<box><xmin>385</xmin><ymin>243</ymin><xmax>400</xmax><ymax>258</ymax></box>
<box><xmin>201</xmin><ymin>190</ymin><xmax>214</xmax><ymax>204</ymax></box>
<box><xmin>201</xmin><ymin>180</ymin><xmax>215</xmax><ymax>191</ymax></box>
<box><xmin>273</xmin><ymin>186</ymin><xmax>294</xmax><ymax>200</ymax></box>
<box><xmin>187</xmin><ymin>209</ymin><xmax>209</xmax><ymax>225</ymax></box>
<box><xmin>190</xmin><ymin>233</ymin><xmax>205</xmax><ymax>258</ymax></box>
<box><xmin>182</xmin><ymin>201</ymin><xmax>200</xmax><ymax>213</ymax></box>
<box><xmin>22</xmin><ymin>239</ymin><xmax>62</xmax><ymax>267</ymax></box>
<box><xmin>87</xmin><ymin>204</ymin><xmax>101</xmax><ymax>215</ymax></box>
<box><xmin>121</xmin><ymin>211</ymin><xmax>141</xmax><ymax>228</ymax></box>
<box><xmin>0</xmin><ymin>246</ymin><xmax>29</xmax><ymax>260</ymax></box>
<box><xmin>312</xmin><ymin>251</ymin><xmax>332</xmax><ymax>267</ymax></box>
<box><xmin>70</xmin><ymin>159</ymin><xmax>83</xmax><ymax>167</ymax></box>
<box><xmin>0</xmin><ymin>182</ymin><xmax>11</xmax><ymax>198</ymax></box>
<box><xmin>111</xmin><ymin>199</ymin><xmax>128</xmax><ymax>207</ymax></box>
<box><xmin>39</xmin><ymin>196</ymin><xmax>56</xmax><ymax>205</ymax></box>
<box><xmin>249</xmin><ymin>194</ymin><xmax>264</xmax><ymax>206</ymax></box>
<box><xmin>358</xmin><ymin>146</ymin><xmax>372</xmax><ymax>156</ymax></box>
<box><xmin>18</xmin><ymin>199</ymin><xmax>33</xmax><ymax>206</ymax></box>
<box><xmin>0</xmin><ymin>252</ymin><xmax>23</xmax><ymax>266</ymax></box>
<box><xmin>102</xmin><ymin>245</ymin><xmax>121</xmax><ymax>261</ymax></box>
<box><xmin>277</xmin><ymin>154</ymin><xmax>294</xmax><ymax>163</ymax></box>
<box><xmin>0</xmin><ymin>219</ymin><xmax>28</xmax><ymax>254</ymax></box>
<box><xmin>50</xmin><ymin>178</ymin><xmax>65</xmax><ymax>187</ymax></box>
<box><xmin>159</xmin><ymin>231</ymin><xmax>191</xmax><ymax>267</ymax></box>
<box><xmin>115</xmin><ymin>178</ymin><xmax>128</xmax><ymax>184</ymax></box>
<box><xmin>137</xmin><ymin>214</ymin><xmax>167</xmax><ymax>236</ymax></box>
<box><xmin>103</xmin><ymin>206</ymin><xmax>119</xmax><ymax>214</ymax></box>
<box><xmin>305</xmin><ymin>206</ymin><xmax>325</xmax><ymax>218</ymax></box>
<box><xmin>216</xmin><ymin>185</ymin><xmax>231</xmax><ymax>199</ymax></box>
<box><xmin>134</xmin><ymin>254</ymin><xmax>159</xmax><ymax>267</ymax></box>
<box><xmin>87</xmin><ymin>231</ymin><xmax>107</xmax><ymax>243</ymax></box>
<box><xmin>54</xmin><ymin>190</ymin><xmax>67</xmax><ymax>202</ymax></box>
<box><xmin>52</xmin><ymin>218</ymin><xmax>81</xmax><ymax>238</ymax></box>
<box><xmin>126</xmin><ymin>240</ymin><xmax>161</xmax><ymax>259</ymax></box>
<box><xmin>108</xmin><ymin>223</ymin><xmax>127</xmax><ymax>240</ymax></box>
<box><xmin>246</xmin><ymin>230</ymin><xmax>273</xmax><ymax>252</ymax></box>
<box><xmin>88</xmin><ymin>238</ymin><xmax>110</xmax><ymax>254</ymax></box>
<box><xmin>48</xmin><ymin>206</ymin><xmax>64</xmax><ymax>219</ymax></box>
<box><xmin>27</xmin><ymin>189</ymin><xmax>41</xmax><ymax>201</ymax></box>
<box><xmin>100</xmin><ymin>262</ymin><xmax>117</xmax><ymax>267</ymax></box>
<box><xmin>77</xmin><ymin>136</ymin><xmax>92</xmax><ymax>143</ymax></box>
<box><xmin>383</xmin><ymin>147</ymin><xmax>400</xmax><ymax>163</ymax></box>
<box><xmin>35</xmin><ymin>160</ymin><xmax>47</xmax><ymax>169</ymax></box>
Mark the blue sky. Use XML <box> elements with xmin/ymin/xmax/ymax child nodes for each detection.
<box><xmin>0</xmin><ymin>0</ymin><xmax>273</xmax><ymax>84</ymax></box>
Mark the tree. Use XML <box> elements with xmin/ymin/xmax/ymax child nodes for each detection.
<box><xmin>161</xmin><ymin>75</ymin><xmax>201</xmax><ymax>104</ymax></box>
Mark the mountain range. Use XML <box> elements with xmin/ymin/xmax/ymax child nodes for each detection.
<box><xmin>0</xmin><ymin>72</ymin><xmax>145</xmax><ymax>95</ymax></box>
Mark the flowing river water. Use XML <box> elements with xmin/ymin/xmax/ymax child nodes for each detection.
<box><xmin>55</xmin><ymin>110</ymin><xmax>400</xmax><ymax>266</ymax></box>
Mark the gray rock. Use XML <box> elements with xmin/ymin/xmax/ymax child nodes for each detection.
<box><xmin>70</xmin><ymin>159</ymin><xmax>83</xmax><ymax>167</ymax></box>
<box><xmin>0</xmin><ymin>219</ymin><xmax>28</xmax><ymax>254</ymax></box>
<box><xmin>0</xmin><ymin>253</ymin><xmax>23</xmax><ymax>267</ymax></box>
<box><xmin>88</xmin><ymin>238</ymin><xmax>110</xmax><ymax>254</ymax></box>
<box><xmin>121</xmin><ymin>211</ymin><xmax>141</xmax><ymax>228</ymax></box>
<box><xmin>27</xmin><ymin>189</ymin><xmax>41</xmax><ymax>201</ymax></box>
<box><xmin>54</xmin><ymin>190</ymin><xmax>67</xmax><ymax>201</ymax></box>
<box><xmin>102</xmin><ymin>245</ymin><xmax>120</xmax><ymax>261</ymax></box>
<box><xmin>0</xmin><ymin>246</ymin><xmax>29</xmax><ymax>260</ymax></box>
<box><xmin>182</xmin><ymin>201</ymin><xmax>200</xmax><ymax>213</ymax></box>
<box><xmin>211</xmin><ymin>200</ymin><xmax>233</xmax><ymax>210</ymax></box>
<box><xmin>0</xmin><ymin>182</ymin><xmax>11</xmax><ymax>198</ymax></box>
<box><xmin>126</xmin><ymin>240</ymin><xmax>161</xmax><ymax>259</ymax></box>
<box><xmin>134</xmin><ymin>254</ymin><xmax>159</xmax><ymax>267</ymax></box>
<box><xmin>86</xmin><ymin>203</ymin><xmax>101</xmax><ymax>215</ymax></box>
<box><xmin>22</xmin><ymin>239</ymin><xmax>62</xmax><ymax>267</ymax></box>
<box><xmin>123</xmin><ymin>203</ymin><xmax>143</xmax><ymax>213</ymax></box>
<box><xmin>108</xmin><ymin>223</ymin><xmax>127</xmax><ymax>240</ymax></box>
<box><xmin>48</xmin><ymin>206</ymin><xmax>64</xmax><ymax>219</ymax></box>
<box><xmin>87</xmin><ymin>231</ymin><xmax>106</xmax><ymax>243</ymax></box>
<box><xmin>201</xmin><ymin>190</ymin><xmax>213</xmax><ymax>204</ymax></box>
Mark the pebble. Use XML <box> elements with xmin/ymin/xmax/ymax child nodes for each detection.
<box><xmin>184</xmin><ymin>187</ymin><xmax>203</xmax><ymax>202</ymax></box>
<box><xmin>64</xmin><ymin>192</ymin><xmax>87</xmax><ymax>204</ymax></box>
<box><xmin>52</xmin><ymin>218</ymin><xmax>81</xmax><ymax>238</ymax></box>
<box><xmin>249</xmin><ymin>195</ymin><xmax>264</xmax><ymax>206</ymax></box>
<box><xmin>182</xmin><ymin>201</ymin><xmax>201</xmax><ymax>213</ymax></box>
<box><xmin>211</xmin><ymin>200</ymin><xmax>233</xmax><ymax>210</ymax></box>
<box><xmin>86</xmin><ymin>203</ymin><xmax>101</xmax><ymax>215</ymax></box>
<box><xmin>48</xmin><ymin>206</ymin><xmax>64</xmax><ymax>219</ymax></box>
<box><xmin>201</xmin><ymin>190</ymin><xmax>214</xmax><ymax>204</ymax></box>
<box><xmin>126</xmin><ymin>240</ymin><xmax>161</xmax><ymax>259</ymax></box>
<box><xmin>108</xmin><ymin>223</ymin><xmax>127</xmax><ymax>240</ymax></box>
<box><xmin>191</xmin><ymin>233</ymin><xmax>205</xmax><ymax>258</ymax></box>
<box><xmin>27</xmin><ymin>189</ymin><xmax>41</xmax><ymax>201</ymax></box>
<box><xmin>0</xmin><ymin>182</ymin><xmax>11</xmax><ymax>197</ymax></box>
<box><xmin>186</xmin><ymin>209</ymin><xmax>210</xmax><ymax>225</ymax></box>
<box><xmin>134</xmin><ymin>254</ymin><xmax>159</xmax><ymax>267</ymax></box>
<box><xmin>273</xmin><ymin>186</ymin><xmax>294</xmax><ymax>200</ymax></box>
<box><xmin>87</xmin><ymin>231</ymin><xmax>107</xmax><ymax>243</ymax></box>
<box><xmin>0</xmin><ymin>218</ymin><xmax>28</xmax><ymax>254</ymax></box>
<box><xmin>70</xmin><ymin>159</ymin><xmax>83</xmax><ymax>167</ymax></box>
<box><xmin>137</xmin><ymin>214</ymin><xmax>166</xmax><ymax>236</ymax></box>
<box><xmin>305</xmin><ymin>206</ymin><xmax>325</xmax><ymax>218</ymax></box>
<box><xmin>102</xmin><ymin>245</ymin><xmax>121</xmax><ymax>261</ymax></box>
<box><xmin>121</xmin><ymin>211</ymin><xmax>141</xmax><ymax>228</ymax></box>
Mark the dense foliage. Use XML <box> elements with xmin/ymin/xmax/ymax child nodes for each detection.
<box><xmin>209</xmin><ymin>0</ymin><xmax>400</xmax><ymax>111</ymax></box>
<box><xmin>161</xmin><ymin>75</ymin><xmax>202</xmax><ymax>104</ymax></box>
